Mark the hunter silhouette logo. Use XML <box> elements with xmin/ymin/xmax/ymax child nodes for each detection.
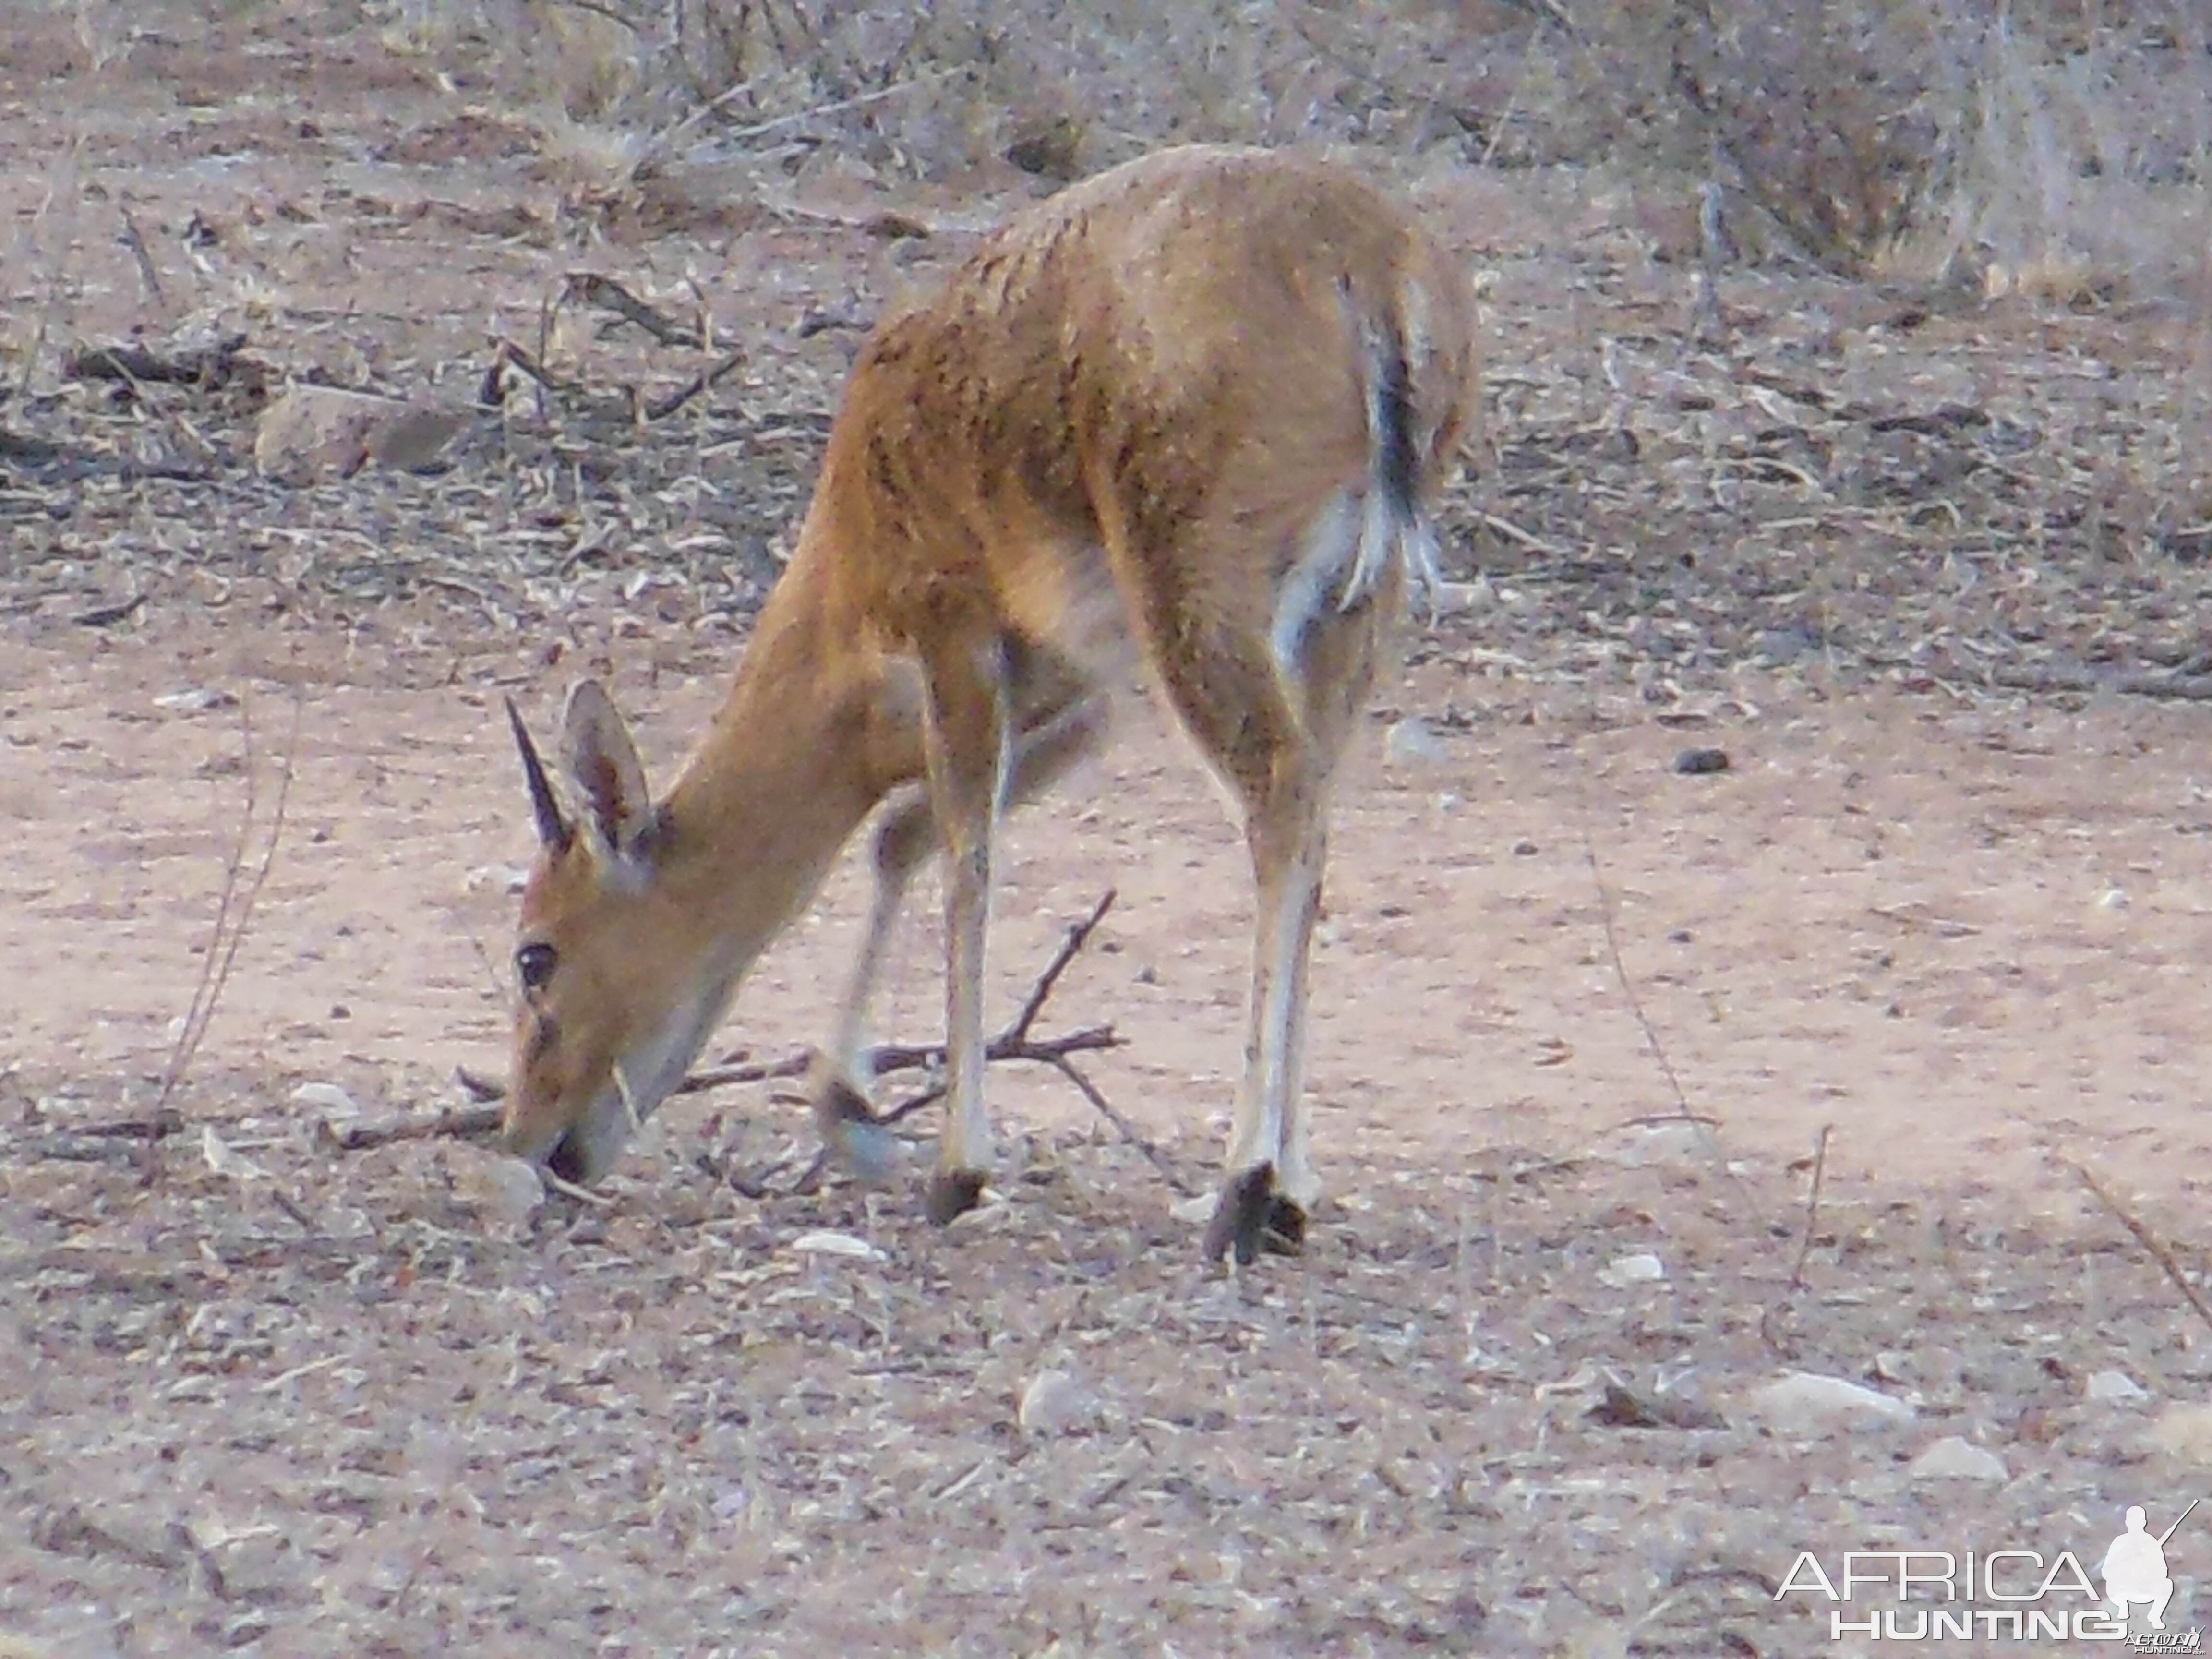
<box><xmin>1775</xmin><ymin>1499</ymin><xmax>2205</xmax><ymax>1643</ymax></box>
<box><xmin>2101</xmin><ymin>1500</ymin><xmax>2195</xmax><ymax>1631</ymax></box>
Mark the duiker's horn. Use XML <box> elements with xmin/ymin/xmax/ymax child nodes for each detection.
<box><xmin>505</xmin><ymin>697</ymin><xmax>573</xmax><ymax>852</ymax></box>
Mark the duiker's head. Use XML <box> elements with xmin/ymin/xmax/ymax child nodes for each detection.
<box><xmin>501</xmin><ymin>683</ymin><xmax>730</xmax><ymax>1184</ymax></box>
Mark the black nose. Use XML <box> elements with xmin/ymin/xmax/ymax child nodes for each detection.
<box><xmin>547</xmin><ymin>1131</ymin><xmax>589</xmax><ymax>1186</ymax></box>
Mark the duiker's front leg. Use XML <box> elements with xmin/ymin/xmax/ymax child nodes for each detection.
<box><xmin>916</xmin><ymin>636</ymin><xmax>1016</xmax><ymax>1225</ymax></box>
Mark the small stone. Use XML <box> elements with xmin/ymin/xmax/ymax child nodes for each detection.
<box><xmin>1606</xmin><ymin>1120</ymin><xmax>1710</xmax><ymax>1168</ymax></box>
<box><xmin>153</xmin><ymin>687</ymin><xmax>239</xmax><ymax>714</ymax></box>
<box><xmin>1385</xmin><ymin>716</ymin><xmax>1447</xmax><ymax>767</ymax></box>
<box><xmin>465</xmin><ymin>864</ymin><xmax>531</xmax><ymax>896</ymax></box>
<box><xmin>2095</xmin><ymin>886</ymin><xmax>2130</xmax><ymax>912</ymax></box>
<box><xmin>200</xmin><ymin>1125</ymin><xmax>268</xmax><ymax>1182</ymax></box>
<box><xmin>1512</xmin><ymin>839</ymin><xmax>1539</xmax><ymax>856</ymax></box>
<box><xmin>290</xmin><ymin>1082</ymin><xmax>359</xmax><ymax>1117</ymax></box>
<box><xmin>1017</xmin><ymin>1369</ymin><xmax>1098</xmax><ymax>1437</ymax></box>
<box><xmin>255</xmin><ymin>383</ymin><xmax>471</xmax><ymax>479</ymax></box>
<box><xmin>1744</xmin><ymin>1371</ymin><xmax>1916</xmax><ymax>1434</ymax></box>
<box><xmin>2086</xmin><ymin>1370</ymin><xmax>2148</xmax><ymax>1403</ymax></box>
<box><xmin>1908</xmin><ymin>1435</ymin><xmax>2008</xmax><ymax>1482</ymax></box>
<box><xmin>1756</xmin><ymin>625</ymin><xmax>1820</xmax><ymax>664</ymax></box>
<box><xmin>447</xmin><ymin>1145</ymin><xmax>545</xmax><ymax>1227</ymax></box>
<box><xmin>1674</xmin><ymin>746</ymin><xmax>1731</xmax><ymax>775</ymax></box>
<box><xmin>787</xmin><ymin>1229</ymin><xmax>883</xmax><ymax>1261</ymax></box>
<box><xmin>1597</xmin><ymin>1251</ymin><xmax>1666</xmax><ymax>1287</ymax></box>
<box><xmin>1430</xmin><ymin>577</ymin><xmax>1492</xmax><ymax>615</ymax></box>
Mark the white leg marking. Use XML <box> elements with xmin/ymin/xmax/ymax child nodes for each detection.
<box><xmin>936</xmin><ymin>654</ymin><xmax>1014</xmax><ymax>1182</ymax></box>
<box><xmin>1225</xmin><ymin>803</ymin><xmax>1323</xmax><ymax>1194</ymax></box>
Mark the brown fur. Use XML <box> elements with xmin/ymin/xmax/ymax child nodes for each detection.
<box><xmin>501</xmin><ymin>144</ymin><xmax>1478</xmax><ymax>1249</ymax></box>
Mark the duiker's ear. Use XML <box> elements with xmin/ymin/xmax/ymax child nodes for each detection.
<box><xmin>560</xmin><ymin>680</ymin><xmax>657</xmax><ymax>864</ymax></box>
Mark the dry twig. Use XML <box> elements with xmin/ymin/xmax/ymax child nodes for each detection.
<box><xmin>1788</xmin><ymin>1123</ymin><xmax>1833</xmax><ymax>1292</ymax></box>
<box><xmin>2073</xmin><ymin>1162</ymin><xmax>2212</xmax><ymax>1339</ymax></box>
<box><xmin>645</xmin><ymin>349</ymin><xmax>746</xmax><ymax>421</ymax></box>
<box><xmin>565</xmin><ymin>272</ymin><xmax>703</xmax><ymax>349</ymax></box>
<box><xmin>120</xmin><ymin>689</ymin><xmax>301</xmax><ymax>1171</ymax></box>
<box><xmin>790</xmin><ymin>890</ymin><xmax>1177</xmax><ymax>1194</ymax></box>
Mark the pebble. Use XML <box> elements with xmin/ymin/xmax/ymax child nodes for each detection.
<box><xmin>290</xmin><ymin>1082</ymin><xmax>359</xmax><ymax>1117</ymax></box>
<box><xmin>1908</xmin><ymin>1436</ymin><xmax>2008</xmax><ymax>1482</ymax></box>
<box><xmin>1017</xmin><ymin>1369</ymin><xmax>1099</xmax><ymax>1437</ymax></box>
<box><xmin>1745</xmin><ymin>1371</ymin><xmax>1916</xmax><ymax>1433</ymax></box>
<box><xmin>787</xmin><ymin>1229</ymin><xmax>883</xmax><ymax>1261</ymax></box>
<box><xmin>1597</xmin><ymin>1251</ymin><xmax>1666</xmax><ymax>1287</ymax></box>
<box><xmin>2086</xmin><ymin>1369</ymin><xmax>2148</xmax><ymax>1403</ymax></box>
<box><xmin>1384</xmin><ymin>716</ymin><xmax>1447</xmax><ymax>767</ymax></box>
<box><xmin>447</xmin><ymin>1145</ymin><xmax>545</xmax><ymax>1227</ymax></box>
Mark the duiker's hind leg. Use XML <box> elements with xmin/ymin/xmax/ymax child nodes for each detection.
<box><xmin>1156</xmin><ymin>537</ymin><xmax>1392</xmax><ymax>1263</ymax></box>
<box><xmin>1207</xmin><ymin>739</ymin><xmax>1332</xmax><ymax>1265</ymax></box>
<box><xmin>1141</xmin><ymin>624</ymin><xmax>1338</xmax><ymax>1263</ymax></box>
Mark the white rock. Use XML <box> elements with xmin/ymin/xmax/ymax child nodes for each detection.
<box><xmin>465</xmin><ymin>864</ymin><xmax>531</xmax><ymax>896</ymax></box>
<box><xmin>1170</xmin><ymin>1192</ymin><xmax>1217</xmax><ymax>1226</ymax></box>
<box><xmin>787</xmin><ymin>1229</ymin><xmax>882</xmax><ymax>1261</ymax></box>
<box><xmin>449</xmin><ymin>1148</ymin><xmax>545</xmax><ymax>1227</ymax></box>
<box><xmin>153</xmin><ymin>687</ymin><xmax>239</xmax><ymax>713</ymax></box>
<box><xmin>1745</xmin><ymin>1371</ymin><xmax>1917</xmax><ymax>1434</ymax></box>
<box><xmin>1430</xmin><ymin>578</ymin><xmax>1491</xmax><ymax>615</ymax></box>
<box><xmin>1598</xmin><ymin>1251</ymin><xmax>1667</xmax><ymax>1287</ymax></box>
<box><xmin>1385</xmin><ymin>715</ymin><xmax>1448</xmax><ymax>768</ymax></box>
<box><xmin>1908</xmin><ymin>1436</ymin><xmax>2008</xmax><ymax>1482</ymax></box>
<box><xmin>1606</xmin><ymin>1120</ymin><xmax>1712</xmax><ymax>1169</ymax></box>
<box><xmin>2095</xmin><ymin>886</ymin><xmax>2129</xmax><ymax>911</ymax></box>
<box><xmin>2086</xmin><ymin>1370</ymin><xmax>2148</xmax><ymax>1403</ymax></box>
<box><xmin>199</xmin><ymin>1124</ymin><xmax>269</xmax><ymax>1182</ymax></box>
<box><xmin>290</xmin><ymin>1082</ymin><xmax>359</xmax><ymax>1117</ymax></box>
<box><xmin>1017</xmin><ymin>1369</ymin><xmax>1098</xmax><ymax>1437</ymax></box>
<box><xmin>254</xmin><ymin>383</ymin><xmax>470</xmax><ymax>479</ymax></box>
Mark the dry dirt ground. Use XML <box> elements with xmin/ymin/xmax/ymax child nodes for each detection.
<box><xmin>8</xmin><ymin>9</ymin><xmax>2212</xmax><ymax>1659</ymax></box>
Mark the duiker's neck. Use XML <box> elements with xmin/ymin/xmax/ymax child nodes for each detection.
<box><xmin>652</xmin><ymin>551</ymin><xmax>884</xmax><ymax>972</ymax></box>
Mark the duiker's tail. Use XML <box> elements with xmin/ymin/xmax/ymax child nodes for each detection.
<box><xmin>1339</xmin><ymin>279</ymin><xmax>1444</xmax><ymax>615</ymax></box>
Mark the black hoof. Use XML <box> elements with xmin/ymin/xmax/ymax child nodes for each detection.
<box><xmin>926</xmin><ymin>1168</ymin><xmax>988</xmax><ymax>1226</ymax></box>
<box><xmin>1201</xmin><ymin>1164</ymin><xmax>1307</xmax><ymax>1265</ymax></box>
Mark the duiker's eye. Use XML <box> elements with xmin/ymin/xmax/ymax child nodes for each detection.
<box><xmin>516</xmin><ymin>943</ymin><xmax>558</xmax><ymax>992</ymax></box>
